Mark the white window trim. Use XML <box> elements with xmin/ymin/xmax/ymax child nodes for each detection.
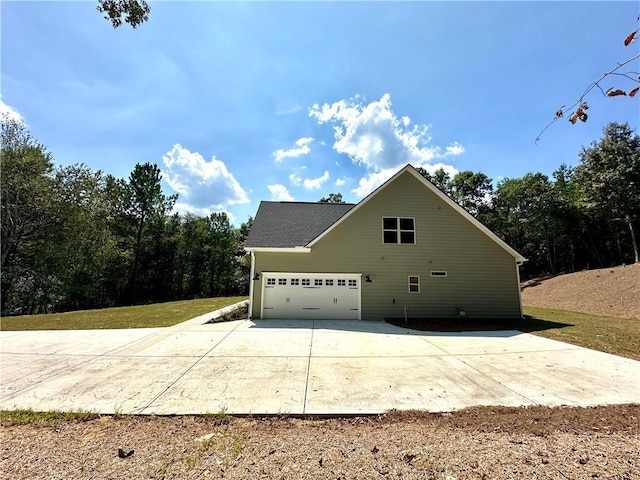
<box><xmin>382</xmin><ymin>217</ymin><xmax>416</xmax><ymax>244</ymax></box>
<box><xmin>430</xmin><ymin>271</ymin><xmax>448</xmax><ymax>277</ymax></box>
<box><xmin>408</xmin><ymin>275</ymin><xmax>420</xmax><ymax>293</ymax></box>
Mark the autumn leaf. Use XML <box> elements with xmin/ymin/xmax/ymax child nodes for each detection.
<box><xmin>606</xmin><ymin>88</ymin><xmax>627</xmax><ymax>97</ymax></box>
<box><xmin>624</xmin><ymin>29</ymin><xmax>638</xmax><ymax>46</ymax></box>
<box><xmin>629</xmin><ymin>87</ymin><xmax>640</xmax><ymax>97</ymax></box>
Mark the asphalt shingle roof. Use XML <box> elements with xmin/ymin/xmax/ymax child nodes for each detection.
<box><xmin>246</xmin><ymin>201</ymin><xmax>356</xmax><ymax>248</ymax></box>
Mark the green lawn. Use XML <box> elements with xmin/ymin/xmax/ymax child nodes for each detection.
<box><xmin>524</xmin><ymin>305</ymin><xmax>640</xmax><ymax>361</ymax></box>
<box><xmin>0</xmin><ymin>297</ymin><xmax>248</xmax><ymax>331</ymax></box>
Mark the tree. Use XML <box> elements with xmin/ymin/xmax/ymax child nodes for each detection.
<box><xmin>234</xmin><ymin>216</ymin><xmax>254</xmax><ymax>295</ymax></box>
<box><xmin>319</xmin><ymin>193</ymin><xmax>345</xmax><ymax>203</ymax></box>
<box><xmin>176</xmin><ymin>214</ymin><xmax>211</xmax><ymax>298</ymax></box>
<box><xmin>1</xmin><ymin>116</ymin><xmax>59</xmax><ymax>314</ymax></box>
<box><xmin>0</xmin><ymin>116</ymin><xmax>55</xmax><ymax>270</ymax></box>
<box><xmin>97</xmin><ymin>0</ymin><xmax>150</xmax><ymax>28</ymax></box>
<box><xmin>415</xmin><ymin>167</ymin><xmax>452</xmax><ymax>194</ymax></box>
<box><xmin>207</xmin><ymin>212</ymin><xmax>237</xmax><ymax>296</ymax></box>
<box><xmin>487</xmin><ymin>173</ymin><xmax>558</xmax><ymax>275</ymax></box>
<box><xmin>51</xmin><ymin>165</ymin><xmax>116</xmax><ymax>310</ymax></box>
<box><xmin>449</xmin><ymin>171</ymin><xmax>493</xmax><ymax>217</ymax></box>
<box><xmin>574</xmin><ymin>122</ymin><xmax>640</xmax><ymax>263</ymax></box>
<box><xmin>536</xmin><ymin>17</ymin><xmax>639</xmax><ymax>142</ymax></box>
<box><xmin>122</xmin><ymin>163</ymin><xmax>177</xmax><ymax>303</ymax></box>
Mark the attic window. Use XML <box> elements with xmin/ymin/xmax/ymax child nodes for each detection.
<box><xmin>383</xmin><ymin>217</ymin><xmax>415</xmax><ymax>244</ymax></box>
<box><xmin>430</xmin><ymin>271</ymin><xmax>448</xmax><ymax>277</ymax></box>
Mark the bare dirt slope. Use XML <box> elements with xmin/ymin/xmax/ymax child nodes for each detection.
<box><xmin>522</xmin><ymin>263</ymin><xmax>640</xmax><ymax>319</ymax></box>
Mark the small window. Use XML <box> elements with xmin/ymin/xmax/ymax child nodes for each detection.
<box><xmin>430</xmin><ymin>271</ymin><xmax>447</xmax><ymax>277</ymax></box>
<box><xmin>314</xmin><ymin>279</ymin><xmax>322</xmax><ymax>286</ymax></box>
<box><xmin>348</xmin><ymin>279</ymin><xmax>357</xmax><ymax>288</ymax></box>
<box><xmin>337</xmin><ymin>279</ymin><xmax>346</xmax><ymax>286</ymax></box>
<box><xmin>383</xmin><ymin>217</ymin><xmax>415</xmax><ymax>244</ymax></box>
<box><xmin>408</xmin><ymin>276</ymin><xmax>420</xmax><ymax>293</ymax></box>
<box><xmin>291</xmin><ymin>278</ymin><xmax>300</xmax><ymax>286</ymax></box>
<box><xmin>302</xmin><ymin>279</ymin><xmax>310</xmax><ymax>286</ymax></box>
<box><xmin>278</xmin><ymin>278</ymin><xmax>287</xmax><ymax>286</ymax></box>
<box><xmin>325</xmin><ymin>279</ymin><xmax>334</xmax><ymax>286</ymax></box>
<box><xmin>266</xmin><ymin>278</ymin><xmax>276</xmax><ymax>286</ymax></box>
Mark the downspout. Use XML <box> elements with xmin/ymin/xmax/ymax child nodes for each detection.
<box><xmin>248</xmin><ymin>250</ymin><xmax>255</xmax><ymax>319</ymax></box>
<box><xmin>515</xmin><ymin>260</ymin><xmax>524</xmax><ymax>319</ymax></box>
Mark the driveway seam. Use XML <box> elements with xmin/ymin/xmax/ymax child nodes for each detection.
<box><xmin>134</xmin><ymin>319</ymin><xmax>246</xmax><ymax>414</ymax></box>
<box><xmin>449</xmin><ymin>354</ymin><xmax>537</xmax><ymax>404</ymax></box>
<box><xmin>411</xmin><ymin>333</ymin><xmax>537</xmax><ymax>404</ymax></box>
<box><xmin>301</xmin><ymin>319</ymin><xmax>315</xmax><ymax>414</ymax></box>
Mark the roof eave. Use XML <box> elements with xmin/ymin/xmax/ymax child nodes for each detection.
<box><xmin>245</xmin><ymin>247</ymin><xmax>311</xmax><ymax>253</ymax></box>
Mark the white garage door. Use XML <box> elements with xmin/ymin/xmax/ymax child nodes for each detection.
<box><xmin>262</xmin><ymin>273</ymin><xmax>361</xmax><ymax>320</ymax></box>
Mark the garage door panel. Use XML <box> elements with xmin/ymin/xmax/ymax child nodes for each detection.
<box><xmin>262</xmin><ymin>274</ymin><xmax>360</xmax><ymax>320</ymax></box>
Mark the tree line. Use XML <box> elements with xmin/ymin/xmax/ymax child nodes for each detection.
<box><xmin>1</xmin><ymin>116</ymin><xmax>251</xmax><ymax>316</ymax></box>
<box><xmin>415</xmin><ymin>122</ymin><xmax>639</xmax><ymax>276</ymax></box>
<box><xmin>1</xmin><ymin>117</ymin><xmax>638</xmax><ymax>316</ymax></box>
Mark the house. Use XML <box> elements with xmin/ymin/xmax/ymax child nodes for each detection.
<box><xmin>245</xmin><ymin>164</ymin><xmax>526</xmax><ymax>321</ymax></box>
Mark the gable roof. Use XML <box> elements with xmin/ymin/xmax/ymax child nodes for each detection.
<box><xmin>307</xmin><ymin>164</ymin><xmax>526</xmax><ymax>263</ymax></box>
<box><xmin>245</xmin><ymin>201</ymin><xmax>355</xmax><ymax>248</ymax></box>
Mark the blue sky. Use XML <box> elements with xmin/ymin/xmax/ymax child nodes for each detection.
<box><xmin>2</xmin><ymin>1</ymin><xmax>638</xmax><ymax>224</ymax></box>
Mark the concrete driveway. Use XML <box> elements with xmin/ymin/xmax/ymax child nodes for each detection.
<box><xmin>1</xmin><ymin>314</ymin><xmax>638</xmax><ymax>415</ymax></box>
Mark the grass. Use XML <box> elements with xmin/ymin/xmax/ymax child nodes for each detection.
<box><xmin>0</xmin><ymin>408</ymin><xmax>100</xmax><ymax>427</ymax></box>
<box><xmin>387</xmin><ymin>306</ymin><xmax>640</xmax><ymax>361</ymax></box>
<box><xmin>523</xmin><ymin>305</ymin><xmax>640</xmax><ymax>361</ymax></box>
<box><xmin>0</xmin><ymin>296</ymin><xmax>247</xmax><ymax>331</ymax></box>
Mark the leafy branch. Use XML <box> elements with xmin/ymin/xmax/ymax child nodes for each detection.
<box><xmin>97</xmin><ymin>0</ymin><xmax>150</xmax><ymax>28</ymax></box>
<box><xmin>536</xmin><ymin>19</ymin><xmax>639</xmax><ymax>143</ymax></box>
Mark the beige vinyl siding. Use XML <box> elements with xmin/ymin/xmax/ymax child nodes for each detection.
<box><xmin>251</xmin><ymin>172</ymin><xmax>521</xmax><ymax>320</ymax></box>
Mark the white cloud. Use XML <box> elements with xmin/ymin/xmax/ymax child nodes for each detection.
<box><xmin>309</xmin><ymin>93</ymin><xmax>464</xmax><ymax>197</ymax></box>
<box><xmin>267</xmin><ymin>184</ymin><xmax>294</xmax><ymax>201</ymax></box>
<box><xmin>172</xmin><ymin>202</ymin><xmax>235</xmax><ymax>222</ymax></box>
<box><xmin>0</xmin><ymin>99</ymin><xmax>24</xmax><ymax>124</ymax></box>
<box><xmin>273</xmin><ymin>137</ymin><xmax>314</xmax><ymax>163</ymax></box>
<box><xmin>335</xmin><ymin>177</ymin><xmax>346</xmax><ymax>187</ymax></box>
<box><xmin>418</xmin><ymin>162</ymin><xmax>459</xmax><ymax>178</ymax></box>
<box><xmin>352</xmin><ymin>163</ymin><xmax>460</xmax><ymax>197</ymax></box>
<box><xmin>445</xmin><ymin>142</ymin><xmax>465</xmax><ymax>156</ymax></box>
<box><xmin>162</xmin><ymin>144</ymin><xmax>249</xmax><ymax>214</ymax></box>
<box><xmin>303</xmin><ymin>170</ymin><xmax>329</xmax><ymax>189</ymax></box>
<box><xmin>351</xmin><ymin>168</ymin><xmax>398</xmax><ymax>197</ymax></box>
<box><xmin>309</xmin><ymin>94</ymin><xmax>443</xmax><ymax>170</ymax></box>
<box><xmin>289</xmin><ymin>171</ymin><xmax>330</xmax><ymax>189</ymax></box>
<box><xmin>289</xmin><ymin>173</ymin><xmax>302</xmax><ymax>186</ymax></box>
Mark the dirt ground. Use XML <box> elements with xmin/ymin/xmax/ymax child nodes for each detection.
<box><xmin>2</xmin><ymin>405</ymin><xmax>639</xmax><ymax>480</ymax></box>
<box><xmin>521</xmin><ymin>263</ymin><xmax>640</xmax><ymax>319</ymax></box>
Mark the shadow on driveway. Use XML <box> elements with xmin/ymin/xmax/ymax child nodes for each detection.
<box><xmin>241</xmin><ymin>317</ymin><xmax>570</xmax><ymax>338</ymax></box>
<box><xmin>386</xmin><ymin>316</ymin><xmax>573</xmax><ymax>333</ymax></box>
